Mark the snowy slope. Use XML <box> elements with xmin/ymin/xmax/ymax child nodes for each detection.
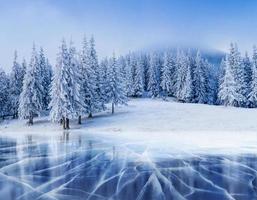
<box><xmin>1</xmin><ymin>98</ymin><xmax>257</xmax><ymax>153</ymax></box>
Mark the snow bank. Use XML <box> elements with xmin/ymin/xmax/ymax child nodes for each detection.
<box><xmin>1</xmin><ymin>98</ymin><xmax>257</xmax><ymax>153</ymax></box>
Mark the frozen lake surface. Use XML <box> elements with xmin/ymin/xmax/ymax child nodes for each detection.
<box><xmin>0</xmin><ymin>132</ymin><xmax>257</xmax><ymax>200</ymax></box>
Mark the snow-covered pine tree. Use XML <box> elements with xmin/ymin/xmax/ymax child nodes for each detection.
<box><xmin>182</xmin><ymin>55</ymin><xmax>194</xmax><ymax>102</ymax></box>
<box><xmin>175</xmin><ymin>50</ymin><xmax>189</xmax><ymax>101</ymax></box>
<box><xmin>69</xmin><ymin>40</ymin><xmax>85</xmax><ymax>125</ymax></box>
<box><xmin>229</xmin><ymin>43</ymin><xmax>246</xmax><ymax>106</ymax></box>
<box><xmin>89</xmin><ymin>36</ymin><xmax>105</xmax><ymax>113</ymax></box>
<box><xmin>141</xmin><ymin>54</ymin><xmax>151</xmax><ymax>92</ymax></box>
<box><xmin>128</xmin><ymin>53</ymin><xmax>137</xmax><ymax>97</ymax></box>
<box><xmin>49</xmin><ymin>39</ymin><xmax>80</xmax><ymax>129</ymax></box>
<box><xmin>79</xmin><ymin>36</ymin><xmax>100</xmax><ymax>118</ymax></box>
<box><xmin>218</xmin><ymin>55</ymin><xmax>244</xmax><ymax>106</ymax></box>
<box><xmin>148</xmin><ymin>53</ymin><xmax>160</xmax><ymax>97</ymax></box>
<box><xmin>216</xmin><ymin>58</ymin><xmax>226</xmax><ymax>105</ymax></box>
<box><xmin>117</xmin><ymin>55</ymin><xmax>127</xmax><ymax>94</ymax></box>
<box><xmin>107</xmin><ymin>53</ymin><xmax>127</xmax><ymax>114</ymax></box>
<box><xmin>38</xmin><ymin>47</ymin><xmax>52</xmax><ymax>110</ymax></box>
<box><xmin>49</xmin><ymin>54</ymin><xmax>63</xmax><ymax>125</ymax></box>
<box><xmin>242</xmin><ymin>52</ymin><xmax>252</xmax><ymax>107</ymax></box>
<box><xmin>99</xmin><ymin>58</ymin><xmax>110</xmax><ymax>104</ymax></box>
<box><xmin>204</xmin><ymin>59</ymin><xmax>216</xmax><ymax>105</ymax></box>
<box><xmin>161</xmin><ymin>52</ymin><xmax>173</xmax><ymax>98</ymax></box>
<box><xmin>9</xmin><ymin>51</ymin><xmax>25</xmax><ymax>118</ymax></box>
<box><xmin>19</xmin><ymin>44</ymin><xmax>43</xmax><ymax>124</ymax></box>
<box><xmin>249</xmin><ymin>46</ymin><xmax>257</xmax><ymax>107</ymax></box>
<box><xmin>125</xmin><ymin>53</ymin><xmax>134</xmax><ymax>96</ymax></box>
<box><xmin>133</xmin><ymin>56</ymin><xmax>144</xmax><ymax>97</ymax></box>
<box><xmin>0</xmin><ymin>68</ymin><xmax>11</xmax><ymax>118</ymax></box>
<box><xmin>193</xmin><ymin>51</ymin><xmax>208</xmax><ymax>104</ymax></box>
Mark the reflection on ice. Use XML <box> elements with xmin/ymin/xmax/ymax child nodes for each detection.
<box><xmin>0</xmin><ymin>132</ymin><xmax>257</xmax><ymax>200</ymax></box>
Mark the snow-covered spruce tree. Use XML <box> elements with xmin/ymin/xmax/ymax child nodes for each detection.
<box><xmin>69</xmin><ymin>41</ymin><xmax>85</xmax><ymax>125</ymax></box>
<box><xmin>148</xmin><ymin>53</ymin><xmax>161</xmax><ymax>97</ymax></box>
<box><xmin>161</xmin><ymin>52</ymin><xmax>173</xmax><ymax>98</ymax></box>
<box><xmin>89</xmin><ymin>36</ymin><xmax>105</xmax><ymax>113</ymax></box>
<box><xmin>218</xmin><ymin>55</ymin><xmax>244</xmax><ymax>106</ymax></box>
<box><xmin>193</xmin><ymin>51</ymin><xmax>208</xmax><ymax>104</ymax></box>
<box><xmin>216</xmin><ymin>58</ymin><xmax>226</xmax><ymax>105</ymax></box>
<box><xmin>107</xmin><ymin>54</ymin><xmax>127</xmax><ymax>114</ymax></box>
<box><xmin>38</xmin><ymin>47</ymin><xmax>52</xmax><ymax>110</ymax></box>
<box><xmin>9</xmin><ymin>51</ymin><xmax>25</xmax><ymax>118</ymax></box>
<box><xmin>0</xmin><ymin>68</ymin><xmax>11</xmax><ymax>118</ymax></box>
<box><xmin>204</xmin><ymin>59</ymin><xmax>217</xmax><ymax>105</ymax></box>
<box><xmin>19</xmin><ymin>44</ymin><xmax>43</xmax><ymax>125</ymax></box>
<box><xmin>242</xmin><ymin>52</ymin><xmax>252</xmax><ymax>107</ymax></box>
<box><xmin>182</xmin><ymin>55</ymin><xmax>194</xmax><ymax>102</ymax></box>
<box><xmin>125</xmin><ymin>53</ymin><xmax>134</xmax><ymax>96</ymax></box>
<box><xmin>49</xmin><ymin>39</ymin><xmax>80</xmax><ymax>129</ymax></box>
<box><xmin>249</xmin><ymin>46</ymin><xmax>257</xmax><ymax>107</ymax></box>
<box><xmin>175</xmin><ymin>50</ymin><xmax>189</xmax><ymax>101</ymax></box>
<box><xmin>229</xmin><ymin>43</ymin><xmax>246</xmax><ymax>106</ymax></box>
<box><xmin>79</xmin><ymin>36</ymin><xmax>100</xmax><ymax>119</ymax></box>
<box><xmin>141</xmin><ymin>54</ymin><xmax>151</xmax><ymax>92</ymax></box>
<box><xmin>117</xmin><ymin>56</ymin><xmax>128</xmax><ymax>95</ymax></box>
<box><xmin>99</xmin><ymin>58</ymin><xmax>110</xmax><ymax>104</ymax></box>
<box><xmin>129</xmin><ymin>54</ymin><xmax>144</xmax><ymax>97</ymax></box>
<box><xmin>133</xmin><ymin>57</ymin><xmax>144</xmax><ymax>97</ymax></box>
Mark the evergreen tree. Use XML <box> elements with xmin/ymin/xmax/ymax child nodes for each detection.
<box><xmin>99</xmin><ymin>58</ymin><xmax>110</xmax><ymax>104</ymax></box>
<box><xmin>218</xmin><ymin>55</ymin><xmax>244</xmax><ymax>106</ymax></box>
<box><xmin>161</xmin><ymin>52</ymin><xmax>173</xmax><ymax>98</ymax></box>
<box><xmin>69</xmin><ymin>41</ymin><xmax>85</xmax><ymax>124</ymax></box>
<box><xmin>205</xmin><ymin>59</ymin><xmax>216</xmax><ymax>105</ymax></box>
<box><xmin>0</xmin><ymin>68</ymin><xmax>10</xmax><ymax>118</ymax></box>
<box><xmin>229</xmin><ymin>43</ymin><xmax>246</xmax><ymax>106</ymax></box>
<box><xmin>49</xmin><ymin>39</ymin><xmax>80</xmax><ymax>129</ymax></box>
<box><xmin>175</xmin><ymin>50</ymin><xmax>189</xmax><ymax>101</ymax></box>
<box><xmin>89</xmin><ymin>36</ymin><xmax>105</xmax><ymax>113</ymax></box>
<box><xmin>193</xmin><ymin>51</ymin><xmax>208</xmax><ymax>103</ymax></box>
<box><xmin>148</xmin><ymin>53</ymin><xmax>160</xmax><ymax>97</ymax></box>
<box><xmin>182</xmin><ymin>56</ymin><xmax>194</xmax><ymax>102</ymax></box>
<box><xmin>107</xmin><ymin>54</ymin><xmax>127</xmax><ymax>114</ymax></box>
<box><xmin>38</xmin><ymin>47</ymin><xmax>52</xmax><ymax>110</ymax></box>
<box><xmin>141</xmin><ymin>54</ymin><xmax>151</xmax><ymax>92</ymax></box>
<box><xmin>9</xmin><ymin>51</ymin><xmax>25</xmax><ymax>118</ymax></box>
<box><xmin>242</xmin><ymin>52</ymin><xmax>252</xmax><ymax>107</ymax></box>
<box><xmin>133</xmin><ymin>57</ymin><xmax>144</xmax><ymax>97</ymax></box>
<box><xmin>80</xmin><ymin>36</ymin><xmax>100</xmax><ymax>118</ymax></box>
<box><xmin>19</xmin><ymin>44</ymin><xmax>42</xmax><ymax>124</ymax></box>
<box><xmin>249</xmin><ymin>46</ymin><xmax>257</xmax><ymax>107</ymax></box>
<box><xmin>125</xmin><ymin>53</ymin><xmax>134</xmax><ymax>96</ymax></box>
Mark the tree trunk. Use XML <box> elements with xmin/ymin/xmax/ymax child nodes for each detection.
<box><xmin>28</xmin><ymin>115</ymin><xmax>33</xmax><ymax>125</ymax></box>
<box><xmin>66</xmin><ymin>118</ymin><xmax>70</xmax><ymax>129</ymax></box>
<box><xmin>60</xmin><ymin>118</ymin><xmax>63</xmax><ymax>125</ymax></box>
<box><xmin>112</xmin><ymin>103</ymin><xmax>114</xmax><ymax>114</ymax></box>
<box><xmin>78</xmin><ymin>115</ymin><xmax>82</xmax><ymax>124</ymax></box>
<box><xmin>62</xmin><ymin>117</ymin><xmax>66</xmax><ymax>129</ymax></box>
<box><xmin>88</xmin><ymin>113</ymin><xmax>92</xmax><ymax>118</ymax></box>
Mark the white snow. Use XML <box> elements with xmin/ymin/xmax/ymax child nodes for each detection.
<box><xmin>1</xmin><ymin>98</ymin><xmax>257</xmax><ymax>154</ymax></box>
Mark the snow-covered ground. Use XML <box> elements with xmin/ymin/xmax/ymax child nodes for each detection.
<box><xmin>1</xmin><ymin>98</ymin><xmax>257</xmax><ymax>154</ymax></box>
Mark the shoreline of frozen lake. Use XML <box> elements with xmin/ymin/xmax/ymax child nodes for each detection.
<box><xmin>1</xmin><ymin>98</ymin><xmax>257</xmax><ymax>154</ymax></box>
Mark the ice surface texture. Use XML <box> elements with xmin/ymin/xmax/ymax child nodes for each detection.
<box><xmin>0</xmin><ymin>133</ymin><xmax>257</xmax><ymax>200</ymax></box>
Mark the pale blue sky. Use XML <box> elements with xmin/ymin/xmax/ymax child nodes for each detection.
<box><xmin>1</xmin><ymin>0</ymin><xmax>257</xmax><ymax>71</ymax></box>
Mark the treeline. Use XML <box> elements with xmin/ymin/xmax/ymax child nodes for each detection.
<box><xmin>0</xmin><ymin>37</ymin><xmax>256</xmax><ymax>129</ymax></box>
<box><xmin>218</xmin><ymin>43</ymin><xmax>257</xmax><ymax>107</ymax></box>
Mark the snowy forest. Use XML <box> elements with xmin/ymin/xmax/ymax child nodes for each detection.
<box><xmin>0</xmin><ymin>37</ymin><xmax>256</xmax><ymax>129</ymax></box>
